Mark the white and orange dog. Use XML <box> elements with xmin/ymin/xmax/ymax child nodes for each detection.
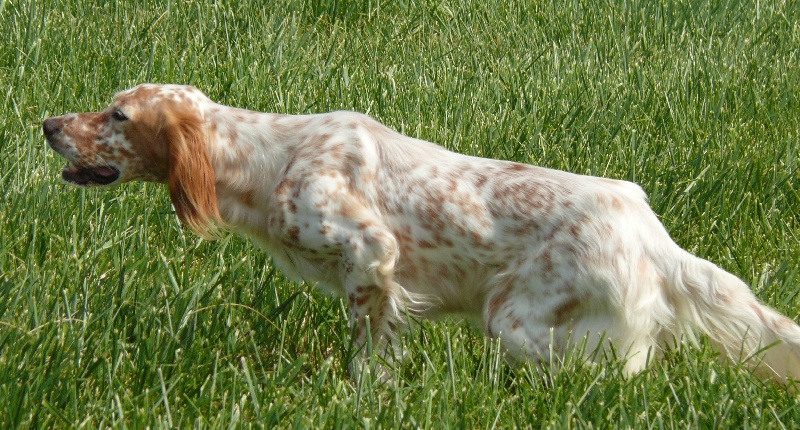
<box><xmin>44</xmin><ymin>84</ymin><xmax>800</xmax><ymax>383</ymax></box>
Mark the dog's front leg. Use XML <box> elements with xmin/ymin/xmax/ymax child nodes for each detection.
<box><xmin>278</xmin><ymin>221</ymin><xmax>403</xmax><ymax>381</ymax></box>
<box><xmin>339</xmin><ymin>219</ymin><xmax>404</xmax><ymax>381</ymax></box>
<box><xmin>273</xmin><ymin>174</ymin><xmax>405</xmax><ymax>380</ymax></box>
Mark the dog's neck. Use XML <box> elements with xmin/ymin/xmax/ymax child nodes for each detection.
<box><xmin>203</xmin><ymin>104</ymin><xmax>305</xmax><ymax>237</ymax></box>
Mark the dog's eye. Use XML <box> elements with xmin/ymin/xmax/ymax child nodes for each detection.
<box><xmin>112</xmin><ymin>109</ymin><xmax>128</xmax><ymax>121</ymax></box>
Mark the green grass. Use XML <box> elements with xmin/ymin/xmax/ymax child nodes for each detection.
<box><xmin>2</xmin><ymin>0</ymin><xmax>800</xmax><ymax>427</ymax></box>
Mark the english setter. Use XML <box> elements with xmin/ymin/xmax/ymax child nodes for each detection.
<box><xmin>43</xmin><ymin>84</ymin><xmax>800</xmax><ymax>383</ymax></box>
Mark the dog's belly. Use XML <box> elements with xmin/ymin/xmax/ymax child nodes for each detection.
<box><xmin>390</xmin><ymin>242</ymin><xmax>502</xmax><ymax>317</ymax></box>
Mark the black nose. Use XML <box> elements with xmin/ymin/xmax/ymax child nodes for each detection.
<box><xmin>43</xmin><ymin>118</ymin><xmax>60</xmax><ymax>137</ymax></box>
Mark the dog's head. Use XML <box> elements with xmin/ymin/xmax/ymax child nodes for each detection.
<box><xmin>43</xmin><ymin>84</ymin><xmax>222</xmax><ymax>237</ymax></box>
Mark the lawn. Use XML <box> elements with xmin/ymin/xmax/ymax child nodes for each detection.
<box><xmin>1</xmin><ymin>0</ymin><xmax>799</xmax><ymax>427</ymax></box>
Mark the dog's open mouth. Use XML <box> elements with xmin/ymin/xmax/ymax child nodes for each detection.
<box><xmin>62</xmin><ymin>164</ymin><xmax>120</xmax><ymax>186</ymax></box>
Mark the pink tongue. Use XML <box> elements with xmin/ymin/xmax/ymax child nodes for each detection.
<box><xmin>94</xmin><ymin>166</ymin><xmax>116</xmax><ymax>176</ymax></box>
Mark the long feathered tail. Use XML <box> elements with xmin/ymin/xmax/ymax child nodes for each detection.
<box><xmin>663</xmin><ymin>250</ymin><xmax>800</xmax><ymax>384</ymax></box>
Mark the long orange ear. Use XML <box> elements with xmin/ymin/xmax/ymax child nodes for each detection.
<box><xmin>165</xmin><ymin>108</ymin><xmax>223</xmax><ymax>239</ymax></box>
